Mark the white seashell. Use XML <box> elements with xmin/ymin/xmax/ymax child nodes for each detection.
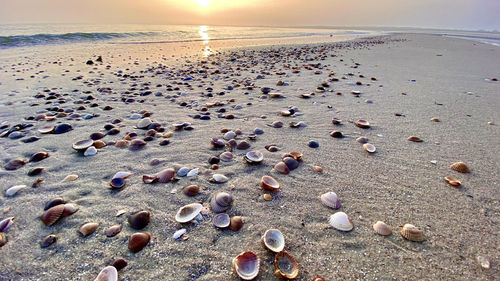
<box><xmin>363</xmin><ymin>143</ymin><xmax>376</xmax><ymax>153</ymax></box>
<box><xmin>172</xmin><ymin>228</ymin><xmax>187</xmax><ymax>239</ymax></box>
<box><xmin>175</xmin><ymin>203</ymin><xmax>203</xmax><ymax>223</ymax></box>
<box><xmin>112</xmin><ymin>171</ymin><xmax>132</xmax><ymax>180</ymax></box>
<box><xmin>212</xmin><ymin>174</ymin><xmax>228</xmax><ymax>183</ymax></box>
<box><xmin>137</xmin><ymin>117</ymin><xmax>152</xmax><ymax>129</ymax></box>
<box><xmin>62</xmin><ymin>174</ymin><xmax>78</xmax><ymax>182</ymax></box>
<box><xmin>261</xmin><ymin>229</ymin><xmax>285</xmax><ymax>252</ymax></box>
<box><xmin>430</xmin><ymin>160</ymin><xmax>437</xmax><ymax>165</ymax></box>
<box><xmin>320</xmin><ymin>192</ymin><xmax>341</xmax><ymax>209</ymax></box>
<box><xmin>223</xmin><ymin>130</ymin><xmax>236</xmax><ymax>140</ymax></box>
<box><xmin>177</xmin><ymin>167</ymin><xmax>190</xmax><ymax>177</ymax></box>
<box><xmin>129</xmin><ymin>113</ymin><xmax>142</xmax><ymax>120</ymax></box>
<box><xmin>84</xmin><ymin>146</ymin><xmax>97</xmax><ymax>156</ymax></box>
<box><xmin>5</xmin><ymin>185</ymin><xmax>26</xmax><ymax>197</ymax></box>
<box><xmin>186</xmin><ymin>168</ymin><xmax>199</xmax><ymax>177</ymax></box>
<box><xmin>329</xmin><ymin>212</ymin><xmax>353</xmax><ymax>231</ymax></box>
<box><xmin>93</xmin><ymin>266</ymin><xmax>118</xmax><ymax>281</ymax></box>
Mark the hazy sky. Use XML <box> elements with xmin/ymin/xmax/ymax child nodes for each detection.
<box><xmin>0</xmin><ymin>0</ymin><xmax>498</xmax><ymax>30</ymax></box>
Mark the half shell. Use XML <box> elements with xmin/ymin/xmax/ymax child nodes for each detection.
<box><xmin>261</xmin><ymin>229</ymin><xmax>285</xmax><ymax>252</ymax></box>
<box><xmin>407</xmin><ymin>136</ymin><xmax>423</xmax><ymax>142</ymax></box>
<box><xmin>211</xmin><ymin>174</ymin><xmax>228</xmax><ymax>183</ymax></box>
<box><xmin>0</xmin><ymin>217</ymin><xmax>14</xmax><ymax>232</ymax></box>
<box><xmin>400</xmin><ymin>224</ymin><xmax>424</xmax><ymax>242</ymax></box>
<box><xmin>363</xmin><ymin>143</ymin><xmax>376</xmax><ymax>153</ymax></box>
<box><xmin>355</xmin><ymin>119</ymin><xmax>370</xmax><ymax>128</ymax></box>
<box><xmin>450</xmin><ymin>162</ymin><xmax>469</xmax><ymax>173</ymax></box>
<box><xmin>444</xmin><ymin>176</ymin><xmax>461</xmax><ymax>187</ymax></box>
<box><xmin>328</xmin><ymin>212</ymin><xmax>353</xmax><ymax>232</ymax></box>
<box><xmin>233</xmin><ymin>251</ymin><xmax>260</xmax><ymax>280</ymax></box>
<box><xmin>373</xmin><ymin>221</ymin><xmax>392</xmax><ymax>236</ymax></box>
<box><xmin>244</xmin><ymin>151</ymin><xmax>264</xmax><ymax>163</ymax></box>
<box><xmin>79</xmin><ymin>222</ymin><xmax>99</xmax><ymax>236</ymax></box>
<box><xmin>320</xmin><ymin>192</ymin><xmax>341</xmax><ymax>209</ymax></box>
<box><xmin>274</xmin><ymin>162</ymin><xmax>290</xmax><ymax>174</ymax></box>
<box><xmin>73</xmin><ymin>139</ymin><xmax>94</xmax><ymax>151</ymax></box>
<box><xmin>274</xmin><ymin>251</ymin><xmax>299</xmax><ymax>279</ymax></box>
<box><xmin>260</xmin><ymin>176</ymin><xmax>280</xmax><ymax>190</ymax></box>
<box><xmin>175</xmin><ymin>203</ymin><xmax>203</xmax><ymax>223</ymax></box>
<box><xmin>213</xmin><ymin>213</ymin><xmax>230</xmax><ymax>228</ymax></box>
<box><xmin>229</xmin><ymin>216</ymin><xmax>244</xmax><ymax>231</ymax></box>
<box><xmin>128</xmin><ymin>232</ymin><xmax>151</xmax><ymax>253</ymax></box>
<box><xmin>94</xmin><ymin>266</ymin><xmax>118</xmax><ymax>281</ymax></box>
<box><xmin>128</xmin><ymin>211</ymin><xmax>150</xmax><ymax>230</ymax></box>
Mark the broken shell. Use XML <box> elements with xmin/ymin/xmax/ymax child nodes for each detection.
<box><xmin>356</xmin><ymin>137</ymin><xmax>369</xmax><ymax>144</ymax></box>
<box><xmin>261</xmin><ymin>229</ymin><xmax>285</xmax><ymax>252</ymax></box>
<box><xmin>41</xmin><ymin>204</ymin><xmax>65</xmax><ymax>226</ymax></box>
<box><xmin>283</xmin><ymin>157</ymin><xmax>299</xmax><ymax>170</ymax></box>
<box><xmin>407</xmin><ymin>136</ymin><xmax>423</xmax><ymax>142</ymax></box>
<box><xmin>105</xmin><ymin>224</ymin><xmax>122</xmax><ymax>237</ymax></box>
<box><xmin>274</xmin><ymin>162</ymin><xmax>290</xmax><ymax>174</ymax></box>
<box><xmin>363</xmin><ymin>143</ymin><xmax>376</xmax><ymax>153</ymax></box>
<box><xmin>476</xmin><ymin>255</ymin><xmax>491</xmax><ymax>269</ymax></box>
<box><xmin>312</xmin><ymin>277</ymin><xmax>326</xmax><ymax>281</ymax></box>
<box><xmin>29</xmin><ymin>152</ymin><xmax>49</xmax><ymax>162</ymax></box>
<box><xmin>450</xmin><ymin>162</ymin><xmax>469</xmax><ymax>173</ymax></box>
<box><xmin>40</xmin><ymin>234</ymin><xmax>57</xmax><ymax>248</ymax></box>
<box><xmin>157</xmin><ymin>168</ymin><xmax>176</xmax><ymax>183</ymax></box>
<box><xmin>210</xmin><ymin>192</ymin><xmax>233</xmax><ymax>213</ymax></box>
<box><xmin>93</xmin><ymin>140</ymin><xmax>107</xmax><ymax>149</ymax></box>
<box><xmin>73</xmin><ymin>139</ymin><xmax>94</xmax><ymax>151</ymax></box>
<box><xmin>128</xmin><ymin>232</ymin><xmax>151</xmax><ymax>253</ymax></box>
<box><xmin>329</xmin><ymin>212</ymin><xmax>353</xmax><ymax>232</ymax></box>
<box><xmin>229</xmin><ymin>216</ymin><xmax>244</xmax><ymax>231</ymax></box>
<box><xmin>220</xmin><ymin>151</ymin><xmax>234</xmax><ymax>161</ymax></box>
<box><xmin>172</xmin><ymin>228</ymin><xmax>187</xmax><ymax>239</ymax></box>
<box><xmin>62</xmin><ymin>174</ymin><xmax>78</xmax><ymax>182</ymax></box>
<box><xmin>94</xmin><ymin>266</ymin><xmax>118</xmax><ymax>281</ymax></box>
<box><xmin>233</xmin><ymin>251</ymin><xmax>260</xmax><ymax>280</ymax></box>
<box><xmin>400</xmin><ymin>224</ymin><xmax>424</xmax><ymax>242</ymax></box>
<box><xmin>373</xmin><ymin>221</ymin><xmax>392</xmax><ymax>236</ymax></box>
<box><xmin>0</xmin><ymin>233</ymin><xmax>6</xmax><ymax>247</ymax></box>
<box><xmin>128</xmin><ymin>211</ymin><xmax>150</xmax><ymax>230</ymax></box>
<box><xmin>142</xmin><ymin>174</ymin><xmax>159</xmax><ymax>184</ymax></box>
<box><xmin>183</xmin><ymin>185</ymin><xmax>200</xmax><ymax>196</ymax></box>
<box><xmin>211</xmin><ymin>174</ymin><xmax>228</xmax><ymax>183</ymax></box>
<box><xmin>355</xmin><ymin>119</ymin><xmax>370</xmax><ymax>128</ymax></box>
<box><xmin>79</xmin><ymin>222</ymin><xmax>99</xmax><ymax>236</ymax></box>
<box><xmin>5</xmin><ymin>159</ymin><xmax>26</xmax><ymax>170</ymax></box>
<box><xmin>320</xmin><ymin>192</ymin><xmax>341</xmax><ymax>209</ymax></box>
<box><xmin>0</xmin><ymin>217</ymin><xmax>14</xmax><ymax>232</ymax></box>
<box><xmin>444</xmin><ymin>176</ymin><xmax>461</xmax><ymax>187</ymax></box>
<box><xmin>213</xmin><ymin>213</ymin><xmax>230</xmax><ymax>228</ymax></box>
<box><xmin>110</xmin><ymin>178</ymin><xmax>126</xmax><ymax>189</ymax></box>
<box><xmin>260</xmin><ymin>176</ymin><xmax>280</xmax><ymax>190</ymax></box>
<box><xmin>244</xmin><ymin>151</ymin><xmax>264</xmax><ymax>163</ymax></box>
<box><xmin>274</xmin><ymin>251</ymin><xmax>299</xmax><ymax>279</ymax></box>
<box><xmin>5</xmin><ymin>185</ymin><xmax>26</xmax><ymax>197</ymax></box>
<box><xmin>175</xmin><ymin>203</ymin><xmax>203</xmax><ymax>223</ymax></box>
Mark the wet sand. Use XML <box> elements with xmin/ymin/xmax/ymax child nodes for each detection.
<box><xmin>0</xmin><ymin>33</ymin><xmax>499</xmax><ymax>281</ymax></box>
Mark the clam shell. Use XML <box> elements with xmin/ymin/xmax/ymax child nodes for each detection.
<box><xmin>332</xmin><ymin>118</ymin><xmax>342</xmax><ymax>125</ymax></box>
<box><xmin>211</xmin><ymin>174</ymin><xmax>228</xmax><ymax>183</ymax></box>
<box><xmin>38</xmin><ymin>126</ymin><xmax>54</xmax><ymax>134</ymax></box>
<box><xmin>400</xmin><ymin>224</ymin><xmax>424</xmax><ymax>242</ymax></box>
<box><xmin>177</xmin><ymin>167</ymin><xmax>190</xmax><ymax>177</ymax></box>
<box><xmin>287</xmin><ymin>152</ymin><xmax>303</xmax><ymax>161</ymax></box>
<box><xmin>245</xmin><ymin>151</ymin><xmax>264</xmax><ymax>163</ymax></box>
<box><xmin>186</xmin><ymin>168</ymin><xmax>199</xmax><ymax>177</ymax></box>
<box><xmin>112</xmin><ymin>171</ymin><xmax>132</xmax><ymax>180</ymax></box>
<box><xmin>229</xmin><ymin>216</ymin><xmax>244</xmax><ymax>231</ymax></box>
<box><xmin>175</xmin><ymin>203</ymin><xmax>203</xmax><ymax>223</ymax></box>
<box><xmin>115</xmin><ymin>140</ymin><xmax>128</xmax><ymax>147</ymax></box>
<box><xmin>219</xmin><ymin>151</ymin><xmax>234</xmax><ymax>161</ymax></box>
<box><xmin>41</xmin><ymin>204</ymin><xmax>65</xmax><ymax>226</ymax></box>
<box><xmin>5</xmin><ymin>185</ymin><xmax>26</xmax><ymax>197</ymax></box>
<box><xmin>62</xmin><ymin>203</ymin><xmax>79</xmax><ymax>217</ymax></box>
<box><xmin>210</xmin><ymin>192</ymin><xmax>233</xmax><ymax>213</ymax></box>
<box><xmin>44</xmin><ymin>197</ymin><xmax>66</xmax><ymax>210</ymax></box>
<box><xmin>137</xmin><ymin>118</ymin><xmax>152</xmax><ymax>129</ymax></box>
<box><xmin>407</xmin><ymin>136</ymin><xmax>423</xmax><ymax>142</ymax></box>
<box><xmin>172</xmin><ymin>228</ymin><xmax>187</xmax><ymax>239</ymax></box>
<box><xmin>274</xmin><ymin>162</ymin><xmax>290</xmax><ymax>174</ymax></box>
<box><xmin>62</xmin><ymin>174</ymin><xmax>78</xmax><ymax>182</ymax></box>
<box><xmin>363</xmin><ymin>143</ymin><xmax>376</xmax><ymax>153</ymax></box>
<box><xmin>29</xmin><ymin>152</ymin><xmax>49</xmax><ymax>162</ymax></box>
<box><xmin>157</xmin><ymin>168</ymin><xmax>176</xmax><ymax>183</ymax></box>
<box><xmin>5</xmin><ymin>159</ymin><xmax>26</xmax><ymax>170</ymax></box>
<box><xmin>274</xmin><ymin>251</ymin><xmax>299</xmax><ymax>279</ymax></box>
<box><xmin>93</xmin><ymin>140</ymin><xmax>107</xmax><ymax>149</ymax></box>
<box><xmin>40</xmin><ymin>234</ymin><xmax>57</xmax><ymax>248</ymax></box>
<box><xmin>73</xmin><ymin>139</ymin><xmax>94</xmax><ymax>151</ymax></box>
<box><xmin>94</xmin><ymin>266</ymin><xmax>118</xmax><ymax>281</ymax></box>
<box><xmin>223</xmin><ymin>131</ymin><xmax>236</xmax><ymax>140</ymax></box>
<box><xmin>129</xmin><ymin>139</ymin><xmax>146</xmax><ymax>150</ymax></box>
<box><xmin>330</xmin><ymin>131</ymin><xmax>343</xmax><ymax>138</ymax></box>
<box><xmin>450</xmin><ymin>162</ymin><xmax>469</xmax><ymax>173</ymax></box>
<box><xmin>213</xmin><ymin>213</ymin><xmax>230</xmax><ymax>228</ymax></box>
<box><xmin>356</xmin><ymin>137</ymin><xmax>369</xmax><ymax>144</ymax></box>
<box><xmin>0</xmin><ymin>217</ymin><xmax>14</xmax><ymax>232</ymax></box>
<box><xmin>283</xmin><ymin>157</ymin><xmax>299</xmax><ymax>170</ymax></box>
<box><xmin>111</xmin><ymin>258</ymin><xmax>128</xmax><ymax>271</ymax></box>
<box><xmin>355</xmin><ymin>119</ymin><xmax>370</xmax><ymax>128</ymax></box>
<box><xmin>260</xmin><ymin>176</ymin><xmax>280</xmax><ymax>190</ymax></box>
<box><xmin>328</xmin><ymin>212</ymin><xmax>353</xmax><ymax>231</ymax></box>
<box><xmin>373</xmin><ymin>221</ymin><xmax>392</xmax><ymax>236</ymax></box>
<box><xmin>128</xmin><ymin>211</ymin><xmax>150</xmax><ymax>230</ymax></box>
<box><xmin>183</xmin><ymin>185</ymin><xmax>200</xmax><ymax>196</ymax></box>
<box><xmin>211</xmin><ymin>138</ymin><xmax>226</xmax><ymax>148</ymax></box>
<box><xmin>128</xmin><ymin>232</ymin><xmax>151</xmax><ymax>253</ymax></box>
<box><xmin>233</xmin><ymin>251</ymin><xmax>260</xmax><ymax>280</ymax></box>
<box><xmin>261</xmin><ymin>229</ymin><xmax>285</xmax><ymax>252</ymax></box>
<box><xmin>105</xmin><ymin>224</ymin><xmax>122</xmax><ymax>237</ymax></box>
<box><xmin>236</xmin><ymin>140</ymin><xmax>250</xmax><ymax>150</ymax></box>
<box><xmin>109</xmin><ymin>178</ymin><xmax>125</xmax><ymax>189</ymax></box>
<box><xmin>444</xmin><ymin>176</ymin><xmax>461</xmax><ymax>186</ymax></box>
<box><xmin>320</xmin><ymin>192</ymin><xmax>341</xmax><ymax>209</ymax></box>
<box><xmin>0</xmin><ymin>232</ymin><xmax>6</xmax><ymax>247</ymax></box>
<box><xmin>142</xmin><ymin>175</ymin><xmax>159</xmax><ymax>184</ymax></box>
<box><xmin>79</xmin><ymin>222</ymin><xmax>99</xmax><ymax>236</ymax></box>
<box><xmin>84</xmin><ymin>146</ymin><xmax>97</xmax><ymax>156</ymax></box>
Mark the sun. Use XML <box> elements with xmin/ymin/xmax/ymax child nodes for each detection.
<box><xmin>196</xmin><ymin>0</ymin><xmax>210</xmax><ymax>7</ymax></box>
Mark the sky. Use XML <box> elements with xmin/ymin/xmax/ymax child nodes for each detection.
<box><xmin>0</xmin><ymin>0</ymin><xmax>498</xmax><ymax>31</ymax></box>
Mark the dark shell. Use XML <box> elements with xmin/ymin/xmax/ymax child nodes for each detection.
<box><xmin>90</xmin><ymin>132</ymin><xmax>106</xmax><ymax>140</ymax></box>
<box><xmin>236</xmin><ymin>140</ymin><xmax>250</xmax><ymax>150</ymax></box>
<box><xmin>107</xmin><ymin>128</ymin><xmax>120</xmax><ymax>135</ymax></box>
<box><xmin>274</xmin><ymin>162</ymin><xmax>290</xmax><ymax>174</ymax></box>
<box><xmin>44</xmin><ymin>197</ymin><xmax>66</xmax><ymax>211</ymax></box>
<box><xmin>229</xmin><ymin>216</ymin><xmax>244</xmax><ymax>231</ymax></box>
<box><xmin>53</xmin><ymin>123</ymin><xmax>73</xmax><ymax>134</ymax></box>
<box><xmin>159</xmin><ymin>139</ymin><xmax>170</xmax><ymax>146</ymax></box>
<box><xmin>110</xmin><ymin>178</ymin><xmax>126</xmax><ymax>189</ymax></box>
<box><xmin>21</xmin><ymin>136</ymin><xmax>41</xmax><ymax>143</ymax></box>
<box><xmin>41</xmin><ymin>204</ymin><xmax>65</xmax><ymax>226</ymax></box>
<box><xmin>330</xmin><ymin>131</ymin><xmax>343</xmax><ymax>138</ymax></box>
<box><xmin>5</xmin><ymin>159</ymin><xmax>26</xmax><ymax>170</ymax></box>
<box><xmin>183</xmin><ymin>185</ymin><xmax>200</xmax><ymax>196</ymax></box>
<box><xmin>28</xmin><ymin>167</ymin><xmax>44</xmax><ymax>176</ymax></box>
<box><xmin>211</xmin><ymin>138</ymin><xmax>225</xmax><ymax>148</ymax></box>
<box><xmin>157</xmin><ymin>168</ymin><xmax>176</xmax><ymax>183</ymax></box>
<box><xmin>208</xmin><ymin>156</ymin><xmax>220</xmax><ymax>164</ymax></box>
<box><xmin>128</xmin><ymin>232</ymin><xmax>151</xmax><ymax>253</ymax></box>
<box><xmin>0</xmin><ymin>233</ymin><xmax>6</xmax><ymax>247</ymax></box>
<box><xmin>40</xmin><ymin>234</ymin><xmax>57</xmax><ymax>248</ymax></box>
<box><xmin>129</xmin><ymin>139</ymin><xmax>147</xmax><ymax>150</ymax></box>
<box><xmin>29</xmin><ymin>152</ymin><xmax>49</xmax><ymax>162</ymax></box>
<box><xmin>128</xmin><ymin>211</ymin><xmax>150</xmax><ymax>230</ymax></box>
<box><xmin>112</xmin><ymin>258</ymin><xmax>128</xmax><ymax>271</ymax></box>
<box><xmin>283</xmin><ymin>157</ymin><xmax>299</xmax><ymax>170</ymax></box>
<box><xmin>93</xmin><ymin>140</ymin><xmax>107</xmax><ymax>149</ymax></box>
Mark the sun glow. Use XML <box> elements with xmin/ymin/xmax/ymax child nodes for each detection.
<box><xmin>197</xmin><ymin>0</ymin><xmax>210</xmax><ymax>8</ymax></box>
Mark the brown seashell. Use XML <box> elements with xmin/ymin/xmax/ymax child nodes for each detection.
<box><xmin>128</xmin><ymin>211</ymin><xmax>150</xmax><ymax>230</ymax></box>
<box><xmin>142</xmin><ymin>174</ymin><xmax>159</xmax><ymax>184</ymax></box>
<box><xmin>355</xmin><ymin>119</ymin><xmax>370</xmax><ymax>128</ymax></box>
<box><xmin>274</xmin><ymin>251</ymin><xmax>299</xmax><ymax>279</ymax></box>
<box><xmin>219</xmin><ymin>151</ymin><xmax>233</xmax><ymax>161</ymax></box>
<box><xmin>312</xmin><ymin>277</ymin><xmax>326</xmax><ymax>281</ymax></box>
<box><xmin>356</xmin><ymin>137</ymin><xmax>369</xmax><ymax>144</ymax></box>
<box><xmin>44</xmin><ymin>197</ymin><xmax>66</xmax><ymax>211</ymax></box>
<box><xmin>79</xmin><ymin>222</ymin><xmax>99</xmax><ymax>236</ymax></box>
<box><xmin>313</xmin><ymin>166</ymin><xmax>323</xmax><ymax>173</ymax></box>
<box><xmin>260</xmin><ymin>176</ymin><xmax>280</xmax><ymax>190</ymax></box>
<box><xmin>93</xmin><ymin>140</ymin><xmax>107</xmax><ymax>149</ymax></box>
<box><xmin>28</xmin><ymin>167</ymin><xmax>44</xmax><ymax>176</ymax></box>
<box><xmin>236</xmin><ymin>140</ymin><xmax>251</xmax><ymax>150</ymax></box>
<box><xmin>430</xmin><ymin>117</ymin><xmax>440</xmax><ymax>122</ymax></box>
<box><xmin>0</xmin><ymin>232</ymin><xmax>7</xmax><ymax>247</ymax></box>
<box><xmin>283</xmin><ymin>152</ymin><xmax>302</xmax><ymax>161</ymax></box>
<box><xmin>373</xmin><ymin>221</ymin><xmax>392</xmax><ymax>236</ymax></box>
<box><xmin>40</xmin><ymin>234</ymin><xmax>57</xmax><ymax>248</ymax></box>
<box><xmin>90</xmin><ymin>132</ymin><xmax>106</xmax><ymax>140</ymax></box>
<box><xmin>450</xmin><ymin>162</ymin><xmax>469</xmax><ymax>173</ymax></box>
<box><xmin>61</xmin><ymin>203</ymin><xmax>78</xmax><ymax>217</ymax></box>
<box><xmin>111</xmin><ymin>258</ymin><xmax>128</xmax><ymax>271</ymax></box>
<box><xmin>105</xmin><ymin>224</ymin><xmax>122</xmax><ymax>237</ymax></box>
<box><xmin>41</xmin><ymin>204</ymin><xmax>65</xmax><ymax>226</ymax></box>
<box><xmin>157</xmin><ymin>168</ymin><xmax>176</xmax><ymax>183</ymax></box>
<box><xmin>233</xmin><ymin>251</ymin><xmax>259</xmax><ymax>280</ymax></box>
<box><xmin>274</xmin><ymin>162</ymin><xmax>290</xmax><ymax>174</ymax></box>
<box><xmin>29</xmin><ymin>152</ymin><xmax>50</xmax><ymax>162</ymax></box>
<box><xmin>129</xmin><ymin>139</ymin><xmax>147</xmax><ymax>150</ymax></box>
<box><xmin>213</xmin><ymin>213</ymin><xmax>230</xmax><ymax>228</ymax></box>
<box><xmin>183</xmin><ymin>185</ymin><xmax>200</xmax><ymax>196</ymax></box>
<box><xmin>229</xmin><ymin>216</ymin><xmax>244</xmax><ymax>231</ymax></box>
<box><xmin>400</xmin><ymin>224</ymin><xmax>424</xmax><ymax>242</ymax></box>
<box><xmin>444</xmin><ymin>176</ymin><xmax>461</xmax><ymax>187</ymax></box>
<box><xmin>4</xmin><ymin>159</ymin><xmax>26</xmax><ymax>170</ymax></box>
<box><xmin>263</xmin><ymin>194</ymin><xmax>272</xmax><ymax>201</ymax></box>
<box><xmin>115</xmin><ymin>140</ymin><xmax>128</xmax><ymax>147</ymax></box>
<box><xmin>128</xmin><ymin>232</ymin><xmax>151</xmax><ymax>253</ymax></box>
<box><xmin>330</xmin><ymin>131</ymin><xmax>343</xmax><ymax>138</ymax></box>
<box><xmin>407</xmin><ymin>136</ymin><xmax>423</xmax><ymax>142</ymax></box>
<box><xmin>283</xmin><ymin>157</ymin><xmax>299</xmax><ymax>170</ymax></box>
<box><xmin>72</xmin><ymin>139</ymin><xmax>94</xmax><ymax>151</ymax></box>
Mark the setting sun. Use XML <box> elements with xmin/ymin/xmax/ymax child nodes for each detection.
<box><xmin>197</xmin><ymin>0</ymin><xmax>210</xmax><ymax>7</ymax></box>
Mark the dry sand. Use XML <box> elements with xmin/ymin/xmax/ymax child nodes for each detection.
<box><xmin>0</xmin><ymin>33</ymin><xmax>499</xmax><ymax>281</ymax></box>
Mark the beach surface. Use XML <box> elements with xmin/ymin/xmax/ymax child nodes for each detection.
<box><xmin>0</xmin><ymin>32</ymin><xmax>499</xmax><ymax>281</ymax></box>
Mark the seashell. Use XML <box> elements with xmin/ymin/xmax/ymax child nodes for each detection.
<box><xmin>476</xmin><ymin>255</ymin><xmax>491</xmax><ymax>269</ymax></box>
<box><xmin>38</xmin><ymin>126</ymin><xmax>54</xmax><ymax>134</ymax></box>
<box><xmin>84</xmin><ymin>146</ymin><xmax>97</xmax><ymax>156</ymax></box>
<box><xmin>285</xmin><ymin>152</ymin><xmax>303</xmax><ymax>161</ymax></box>
<box><xmin>355</xmin><ymin>119</ymin><xmax>370</xmax><ymax>128</ymax></box>
<box><xmin>62</xmin><ymin>203</ymin><xmax>79</xmax><ymax>217</ymax></box>
<box><xmin>142</xmin><ymin>175</ymin><xmax>159</xmax><ymax>184</ymax></box>
<box><xmin>223</xmin><ymin>131</ymin><xmax>236</xmax><ymax>140</ymax></box>
<box><xmin>187</xmin><ymin>168</ymin><xmax>199</xmax><ymax>177</ymax></box>
<box><xmin>263</xmin><ymin>193</ymin><xmax>272</xmax><ymax>201</ymax></box>
<box><xmin>109</xmin><ymin>178</ymin><xmax>125</xmax><ymax>189</ymax></box>
<box><xmin>5</xmin><ymin>159</ymin><xmax>26</xmax><ymax>170</ymax></box>
<box><xmin>112</xmin><ymin>171</ymin><xmax>131</xmax><ymax>180</ymax></box>
<box><xmin>111</xmin><ymin>258</ymin><xmax>128</xmax><ymax>271</ymax></box>
<box><xmin>40</xmin><ymin>234</ymin><xmax>57</xmax><ymax>248</ymax></box>
<box><xmin>93</xmin><ymin>140</ymin><xmax>107</xmax><ymax>149</ymax></box>
<box><xmin>177</xmin><ymin>167</ymin><xmax>190</xmax><ymax>177</ymax></box>
<box><xmin>211</xmin><ymin>138</ymin><xmax>226</xmax><ymax>148</ymax></box>
<box><xmin>312</xmin><ymin>277</ymin><xmax>326</xmax><ymax>281</ymax></box>
<box><xmin>271</xmin><ymin>121</ymin><xmax>283</xmax><ymax>128</ymax></box>
<box><xmin>274</xmin><ymin>251</ymin><xmax>299</xmax><ymax>279</ymax></box>
<box><xmin>0</xmin><ymin>232</ymin><xmax>6</xmax><ymax>247</ymax></box>
<box><xmin>43</xmin><ymin>197</ymin><xmax>66</xmax><ymax>211</ymax></box>
<box><xmin>450</xmin><ymin>162</ymin><xmax>469</xmax><ymax>173</ymax></box>
<box><xmin>129</xmin><ymin>139</ymin><xmax>147</xmax><ymax>150</ymax></box>
<box><xmin>363</xmin><ymin>143</ymin><xmax>376</xmax><ymax>153</ymax></box>
<box><xmin>260</xmin><ymin>176</ymin><xmax>280</xmax><ymax>190</ymax></box>
<box><xmin>320</xmin><ymin>192</ymin><xmax>341</xmax><ymax>209</ymax></box>
<box><xmin>211</xmin><ymin>174</ymin><xmax>228</xmax><ymax>183</ymax></box>
<box><xmin>233</xmin><ymin>251</ymin><xmax>260</xmax><ymax>280</ymax></box>
<box><xmin>236</xmin><ymin>140</ymin><xmax>251</xmax><ymax>150</ymax></box>
<box><xmin>0</xmin><ymin>217</ymin><xmax>14</xmax><ymax>232</ymax></box>
<box><xmin>213</xmin><ymin>213</ymin><xmax>230</xmax><ymax>228</ymax></box>
<box><xmin>332</xmin><ymin>117</ymin><xmax>342</xmax><ymax>125</ymax></box>
<box><xmin>62</xmin><ymin>174</ymin><xmax>78</xmax><ymax>182</ymax></box>
<box><xmin>175</xmin><ymin>203</ymin><xmax>203</xmax><ymax>223</ymax></box>
<box><xmin>266</xmin><ymin>145</ymin><xmax>279</xmax><ymax>152</ymax></box>
<box><xmin>105</xmin><ymin>224</ymin><xmax>122</xmax><ymax>237</ymax></box>
<box><xmin>328</xmin><ymin>212</ymin><xmax>353</xmax><ymax>231</ymax></box>
<box><xmin>79</xmin><ymin>222</ymin><xmax>99</xmax><ymax>236</ymax></box>
<box><xmin>210</xmin><ymin>192</ymin><xmax>233</xmax><ymax>213</ymax></box>
<box><xmin>261</xmin><ymin>229</ymin><xmax>285</xmax><ymax>252</ymax></box>
<box><xmin>41</xmin><ymin>204</ymin><xmax>65</xmax><ymax>226</ymax></box>
<box><xmin>356</xmin><ymin>137</ymin><xmax>369</xmax><ymax>144</ymax></box>
<box><xmin>407</xmin><ymin>136</ymin><xmax>423</xmax><ymax>142</ymax></box>
<box><xmin>172</xmin><ymin>228</ymin><xmax>187</xmax><ymax>239</ymax></box>
<box><xmin>373</xmin><ymin>221</ymin><xmax>392</xmax><ymax>236</ymax></box>
<box><xmin>5</xmin><ymin>185</ymin><xmax>26</xmax><ymax>197</ymax></box>
<box><xmin>220</xmin><ymin>151</ymin><xmax>234</xmax><ymax>161</ymax></box>
<box><xmin>313</xmin><ymin>165</ymin><xmax>323</xmax><ymax>173</ymax></box>
<box><xmin>30</xmin><ymin>151</ymin><xmax>50</xmax><ymax>162</ymax></box>
<box><xmin>330</xmin><ymin>130</ymin><xmax>343</xmax><ymax>138</ymax></box>
<box><xmin>137</xmin><ymin>117</ymin><xmax>152</xmax><ymax>129</ymax></box>
<box><xmin>94</xmin><ymin>266</ymin><xmax>118</xmax><ymax>281</ymax></box>
<box><xmin>128</xmin><ymin>211</ymin><xmax>150</xmax><ymax>230</ymax></box>
<box><xmin>444</xmin><ymin>176</ymin><xmax>461</xmax><ymax>187</ymax></box>
<box><xmin>73</xmin><ymin>139</ymin><xmax>94</xmax><ymax>151</ymax></box>
<box><xmin>400</xmin><ymin>224</ymin><xmax>424</xmax><ymax>242</ymax></box>
<box><xmin>431</xmin><ymin>117</ymin><xmax>440</xmax><ymax>122</ymax></box>
<box><xmin>28</xmin><ymin>167</ymin><xmax>44</xmax><ymax>176</ymax></box>
<box><xmin>229</xmin><ymin>216</ymin><xmax>244</xmax><ymax>231</ymax></box>
<box><xmin>183</xmin><ymin>185</ymin><xmax>200</xmax><ymax>196</ymax></box>
<box><xmin>283</xmin><ymin>157</ymin><xmax>299</xmax><ymax>170</ymax></box>
<box><xmin>157</xmin><ymin>168</ymin><xmax>176</xmax><ymax>183</ymax></box>
<box><xmin>90</xmin><ymin>132</ymin><xmax>106</xmax><ymax>140</ymax></box>
<box><xmin>128</xmin><ymin>232</ymin><xmax>151</xmax><ymax>253</ymax></box>
<box><xmin>244</xmin><ymin>151</ymin><xmax>264</xmax><ymax>163</ymax></box>
<box><xmin>53</xmin><ymin>123</ymin><xmax>73</xmax><ymax>134</ymax></box>
<box><xmin>281</xmin><ymin>110</ymin><xmax>292</xmax><ymax>116</ymax></box>
<box><xmin>289</xmin><ymin>121</ymin><xmax>307</xmax><ymax>128</ymax></box>
<box><xmin>274</xmin><ymin>162</ymin><xmax>290</xmax><ymax>174</ymax></box>
<box><xmin>115</xmin><ymin>140</ymin><xmax>128</xmax><ymax>147</ymax></box>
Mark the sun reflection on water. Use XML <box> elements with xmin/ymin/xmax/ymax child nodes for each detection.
<box><xmin>198</xmin><ymin>25</ymin><xmax>212</xmax><ymax>57</ymax></box>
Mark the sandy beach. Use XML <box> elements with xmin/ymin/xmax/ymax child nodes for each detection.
<box><xmin>0</xmin><ymin>32</ymin><xmax>499</xmax><ymax>281</ymax></box>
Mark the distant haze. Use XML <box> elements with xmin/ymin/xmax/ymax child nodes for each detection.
<box><xmin>0</xmin><ymin>0</ymin><xmax>498</xmax><ymax>31</ymax></box>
